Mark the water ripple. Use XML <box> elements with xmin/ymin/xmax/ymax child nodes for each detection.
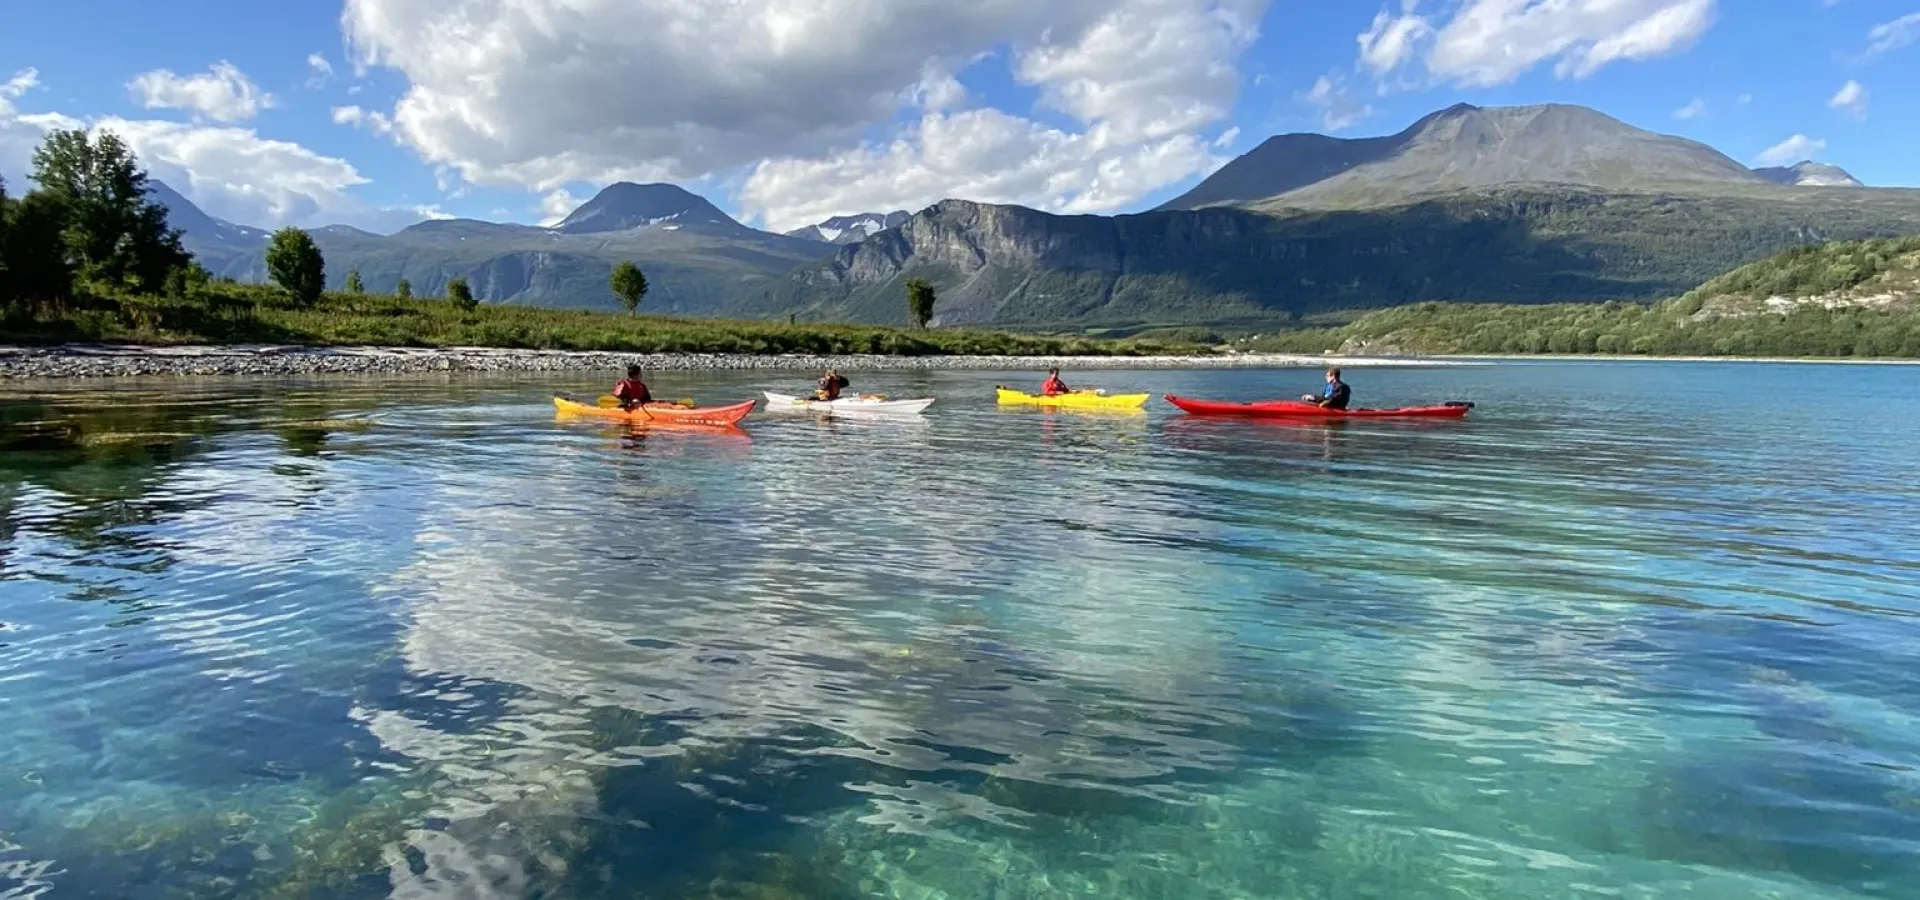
<box><xmin>3</xmin><ymin>365</ymin><xmax>1919</xmax><ymax>898</ymax></box>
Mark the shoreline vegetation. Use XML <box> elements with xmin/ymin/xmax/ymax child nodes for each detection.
<box><xmin>6</xmin><ymin>129</ymin><xmax>1920</xmax><ymax>380</ymax></box>
<box><xmin>0</xmin><ymin>344</ymin><xmax>1467</xmax><ymax>381</ymax></box>
<box><xmin>10</xmin><ymin>344</ymin><xmax>1920</xmax><ymax>382</ymax></box>
<box><xmin>0</xmin><ymin>127</ymin><xmax>1215</xmax><ymax>376</ymax></box>
<box><xmin>1245</xmin><ymin>236</ymin><xmax>1920</xmax><ymax>359</ymax></box>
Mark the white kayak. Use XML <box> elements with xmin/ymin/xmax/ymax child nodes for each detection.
<box><xmin>762</xmin><ymin>391</ymin><xmax>935</xmax><ymax>416</ymax></box>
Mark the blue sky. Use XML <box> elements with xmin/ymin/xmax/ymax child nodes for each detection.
<box><xmin>1</xmin><ymin>0</ymin><xmax>1914</xmax><ymax>234</ymax></box>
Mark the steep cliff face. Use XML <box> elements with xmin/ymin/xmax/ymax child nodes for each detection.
<box><xmin>772</xmin><ymin>190</ymin><xmax>1920</xmax><ymax>328</ymax></box>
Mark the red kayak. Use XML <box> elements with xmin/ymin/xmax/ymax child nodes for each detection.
<box><xmin>1163</xmin><ymin>394</ymin><xmax>1474</xmax><ymax>419</ymax></box>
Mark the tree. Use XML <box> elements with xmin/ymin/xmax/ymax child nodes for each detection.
<box><xmin>610</xmin><ymin>261</ymin><xmax>648</xmax><ymax>315</ymax></box>
<box><xmin>29</xmin><ymin>128</ymin><xmax>188</xmax><ymax>291</ymax></box>
<box><xmin>265</xmin><ymin>227</ymin><xmax>325</xmax><ymax>307</ymax></box>
<box><xmin>164</xmin><ymin>260</ymin><xmax>212</xmax><ymax>301</ymax></box>
<box><xmin>3</xmin><ymin>189</ymin><xmax>77</xmax><ymax>308</ymax></box>
<box><xmin>906</xmin><ymin>277</ymin><xmax>936</xmax><ymax>329</ymax></box>
<box><xmin>0</xmin><ymin>176</ymin><xmax>10</xmax><ymax>307</ymax></box>
<box><xmin>395</xmin><ymin>277</ymin><xmax>411</xmax><ymax>300</ymax></box>
<box><xmin>345</xmin><ymin>269</ymin><xmax>364</xmax><ymax>295</ymax></box>
<box><xmin>447</xmin><ymin>277</ymin><xmax>476</xmax><ymax>312</ymax></box>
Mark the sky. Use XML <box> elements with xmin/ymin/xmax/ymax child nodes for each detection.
<box><xmin>1</xmin><ymin>0</ymin><xmax>1915</xmax><ymax>236</ymax></box>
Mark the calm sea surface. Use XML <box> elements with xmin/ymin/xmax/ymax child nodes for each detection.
<box><xmin>2</xmin><ymin>361</ymin><xmax>1918</xmax><ymax>899</ymax></box>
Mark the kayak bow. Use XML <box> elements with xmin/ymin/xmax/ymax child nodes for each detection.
<box><xmin>995</xmin><ymin>387</ymin><xmax>1150</xmax><ymax>409</ymax></box>
<box><xmin>554</xmin><ymin>395</ymin><xmax>758</xmax><ymax>426</ymax></box>
<box><xmin>1162</xmin><ymin>395</ymin><xmax>1474</xmax><ymax>419</ymax></box>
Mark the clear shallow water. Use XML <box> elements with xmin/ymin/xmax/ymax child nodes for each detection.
<box><xmin>2</xmin><ymin>362</ymin><xmax>1918</xmax><ymax>899</ymax></box>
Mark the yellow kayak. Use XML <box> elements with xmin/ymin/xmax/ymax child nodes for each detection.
<box><xmin>994</xmin><ymin>387</ymin><xmax>1150</xmax><ymax>409</ymax></box>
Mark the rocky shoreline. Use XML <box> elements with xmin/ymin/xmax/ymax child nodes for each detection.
<box><xmin>0</xmin><ymin>344</ymin><xmax>1468</xmax><ymax>380</ymax></box>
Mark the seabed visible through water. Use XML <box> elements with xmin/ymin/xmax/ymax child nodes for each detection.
<box><xmin>2</xmin><ymin>362</ymin><xmax>1918</xmax><ymax>899</ymax></box>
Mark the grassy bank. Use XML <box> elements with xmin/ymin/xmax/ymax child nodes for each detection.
<box><xmin>1241</xmin><ymin>236</ymin><xmax>1920</xmax><ymax>359</ymax></box>
<box><xmin>1242</xmin><ymin>300</ymin><xmax>1920</xmax><ymax>358</ymax></box>
<box><xmin>1</xmin><ymin>283</ymin><xmax>1211</xmax><ymax>357</ymax></box>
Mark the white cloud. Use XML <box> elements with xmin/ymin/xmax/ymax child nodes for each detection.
<box><xmin>1421</xmin><ymin>0</ymin><xmax>1716</xmax><ymax>87</ymax></box>
<box><xmin>342</xmin><ymin>0</ymin><xmax>1266</xmax><ymax>229</ymax></box>
<box><xmin>0</xmin><ymin>68</ymin><xmax>47</xmax><ymax>179</ymax></box>
<box><xmin>332</xmin><ymin>104</ymin><xmax>393</xmax><ymax>134</ymax></box>
<box><xmin>1356</xmin><ymin>3</ymin><xmax>1432</xmax><ymax>76</ymax></box>
<box><xmin>1</xmin><ymin>68</ymin><xmax>428</xmax><ymax>234</ymax></box>
<box><xmin>1828</xmin><ymin>79</ymin><xmax>1867</xmax><ymax>119</ymax></box>
<box><xmin>306</xmin><ymin>53</ymin><xmax>335</xmax><ymax>88</ymax></box>
<box><xmin>1755</xmin><ymin>134</ymin><xmax>1825</xmax><ymax>167</ymax></box>
<box><xmin>1213</xmin><ymin>125</ymin><xmax>1240</xmax><ymax>147</ymax></box>
<box><xmin>538</xmin><ymin>188</ymin><xmax>579</xmax><ymax>226</ymax></box>
<box><xmin>1015</xmin><ymin>0</ymin><xmax>1262</xmax><ymax>142</ymax></box>
<box><xmin>906</xmin><ymin>67</ymin><xmax>969</xmax><ymax>113</ymax></box>
<box><xmin>738</xmin><ymin>108</ymin><xmax>1225</xmax><ymax>232</ymax></box>
<box><xmin>1301</xmin><ymin>74</ymin><xmax>1373</xmax><ymax>132</ymax></box>
<box><xmin>0</xmin><ymin>68</ymin><xmax>36</xmax><ymax>116</ymax></box>
<box><xmin>127</xmin><ymin>61</ymin><xmax>275</xmax><ymax>123</ymax></box>
<box><xmin>1672</xmin><ymin>97</ymin><xmax>1706</xmax><ymax>119</ymax></box>
<box><xmin>84</xmin><ymin>117</ymin><xmax>370</xmax><ymax>227</ymax></box>
<box><xmin>1865</xmin><ymin>12</ymin><xmax>1920</xmax><ymax>57</ymax></box>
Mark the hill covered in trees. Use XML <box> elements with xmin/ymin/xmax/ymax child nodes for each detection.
<box><xmin>1246</xmin><ymin>236</ymin><xmax>1920</xmax><ymax>359</ymax></box>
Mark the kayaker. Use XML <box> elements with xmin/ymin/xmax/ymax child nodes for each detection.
<box><xmin>1040</xmin><ymin>368</ymin><xmax>1070</xmax><ymax>396</ymax></box>
<box><xmin>816</xmin><ymin>368</ymin><xmax>850</xmax><ymax>401</ymax></box>
<box><xmin>613</xmin><ymin>364</ymin><xmax>653</xmax><ymax>410</ymax></box>
<box><xmin>1300</xmin><ymin>367</ymin><xmax>1351</xmax><ymax>409</ymax></box>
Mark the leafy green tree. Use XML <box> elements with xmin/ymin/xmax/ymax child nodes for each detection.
<box><xmin>345</xmin><ymin>269</ymin><xmax>364</xmax><ymax>295</ymax></box>
<box><xmin>610</xmin><ymin>261</ymin><xmax>647</xmax><ymax>315</ymax></box>
<box><xmin>0</xmin><ymin>176</ymin><xmax>10</xmax><ymax>308</ymax></box>
<box><xmin>265</xmin><ymin>227</ymin><xmax>325</xmax><ymax>307</ymax></box>
<box><xmin>395</xmin><ymin>277</ymin><xmax>411</xmax><ymax>300</ymax></box>
<box><xmin>906</xmin><ymin>277</ymin><xmax>936</xmax><ymax>329</ymax></box>
<box><xmin>3</xmin><ymin>189</ymin><xmax>77</xmax><ymax>308</ymax></box>
<box><xmin>447</xmin><ymin>277</ymin><xmax>476</xmax><ymax>312</ymax></box>
<box><xmin>29</xmin><ymin>128</ymin><xmax>187</xmax><ymax>291</ymax></box>
<box><xmin>164</xmin><ymin>260</ymin><xmax>212</xmax><ymax>301</ymax></box>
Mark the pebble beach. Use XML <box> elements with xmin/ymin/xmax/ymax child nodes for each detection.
<box><xmin>0</xmin><ymin>344</ymin><xmax>1470</xmax><ymax>380</ymax></box>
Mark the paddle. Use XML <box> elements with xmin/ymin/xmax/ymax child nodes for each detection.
<box><xmin>597</xmin><ymin>395</ymin><xmax>695</xmax><ymax>409</ymax></box>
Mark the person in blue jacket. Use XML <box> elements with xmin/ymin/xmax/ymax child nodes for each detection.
<box><xmin>1300</xmin><ymin>367</ymin><xmax>1351</xmax><ymax>409</ymax></box>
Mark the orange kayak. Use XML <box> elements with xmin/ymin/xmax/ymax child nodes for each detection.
<box><xmin>553</xmin><ymin>396</ymin><xmax>757</xmax><ymax>427</ymax></box>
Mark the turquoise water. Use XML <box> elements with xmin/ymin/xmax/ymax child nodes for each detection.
<box><xmin>2</xmin><ymin>362</ymin><xmax>1918</xmax><ymax>898</ymax></box>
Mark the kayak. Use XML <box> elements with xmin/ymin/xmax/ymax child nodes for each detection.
<box><xmin>995</xmin><ymin>387</ymin><xmax>1150</xmax><ymax>409</ymax></box>
<box><xmin>552</xmin><ymin>396</ymin><xmax>758</xmax><ymax>426</ymax></box>
<box><xmin>1163</xmin><ymin>394</ymin><xmax>1474</xmax><ymax>419</ymax></box>
<box><xmin>761</xmin><ymin>391</ymin><xmax>935</xmax><ymax>416</ymax></box>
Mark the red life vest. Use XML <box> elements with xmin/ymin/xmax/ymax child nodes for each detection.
<box><xmin>614</xmin><ymin>378</ymin><xmax>651</xmax><ymax>405</ymax></box>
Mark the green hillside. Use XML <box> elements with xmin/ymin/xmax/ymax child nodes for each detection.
<box><xmin>1245</xmin><ymin>236</ymin><xmax>1920</xmax><ymax>359</ymax></box>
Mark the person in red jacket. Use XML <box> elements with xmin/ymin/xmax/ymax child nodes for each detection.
<box><xmin>612</xmin><ymin>364</ymin><xmax>653</xmax><ymax>410</ymax></box>
<box><xmin>1040</xmin><ymin>367</ymin><xmax>1070</xmax><ymax>395</ymax></box>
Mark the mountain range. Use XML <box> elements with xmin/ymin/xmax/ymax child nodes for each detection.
<box><xmin>784</xmin><ymin>211</ymin><xmax>912</xmax><ymax>244</ymax></box>
<box><xmin>151</xmin><ymin>102</ymin><xmax>1920</xmax><ymax>329</ymax></box>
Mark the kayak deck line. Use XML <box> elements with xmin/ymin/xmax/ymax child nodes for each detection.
<box><xmin>1162</xmin><ymin>394</ymin><xmax>1474</xmax><ymax>419</ymax></box>
<box><xmin>994</xmin><ymin>386</ymin><xmax>1151</xmax><ymax>409</ymax></box>
<box><xmin>552</xmin><ymin>395</ymin><xmax>759</xmax><ymax>427</ymax></box>
<box><xmin>760</xmin><ymin>391</ymin><xmax>935</xmax><ymax>416</ymax></box>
